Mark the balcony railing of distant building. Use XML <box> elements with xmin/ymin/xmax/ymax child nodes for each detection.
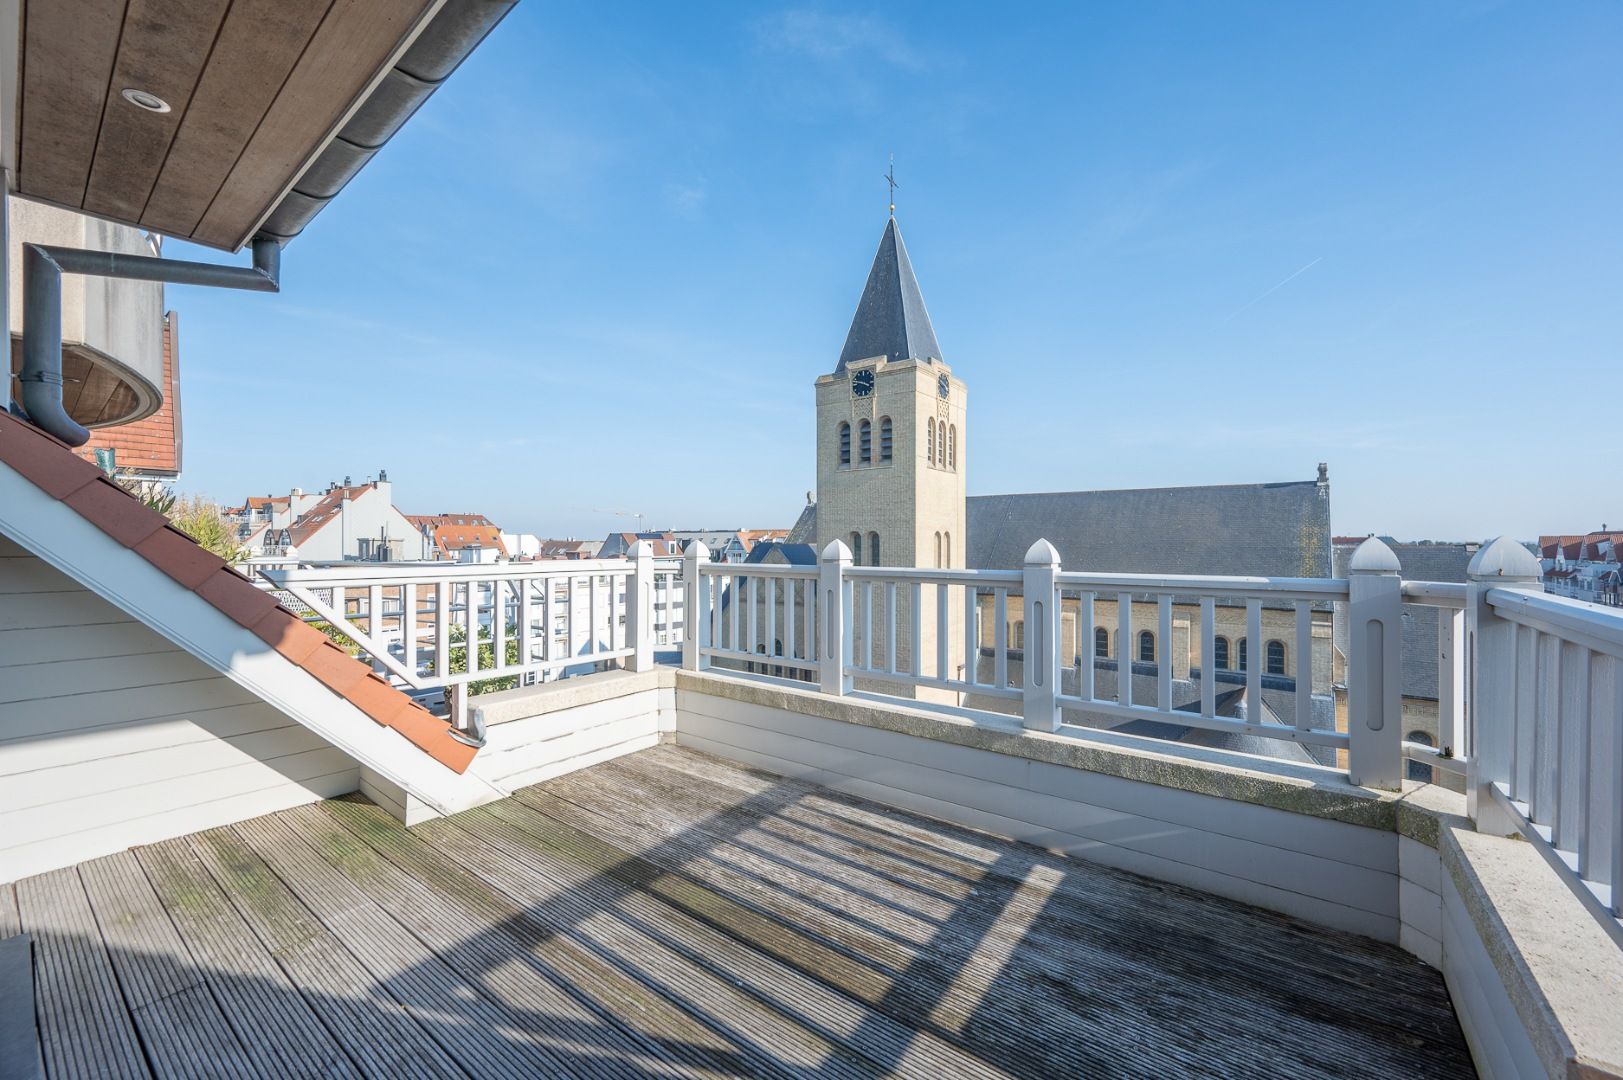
<box><xmin>250</xmin><ymin>535</ymin><xmax>1622</xmax><ymax>943</ymax></box>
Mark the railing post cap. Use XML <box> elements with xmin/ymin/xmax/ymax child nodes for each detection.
<box><xmin>1024</xmin><ymin>537</ymin><xmax>1061</xmax><ymax>567</ymax></box>
<box><xmin>821</xmin><ymin>538</ymin><xmax>852</xmax><ymax>564</ymax></box>
<box><xmin>1348</xmin><ymin>536</ymin><xmax>1401</xmax><ymax>574</ymax></box>
<box><xmin>1466</xmin><ymin>535</ymin><xmax>1542</xmax><ymax>581</ymax></box>
<box><xmin>684</xmin><ymin>539</ymin><xmax>709</xmax><ymax>561</ymax></box>
<box><xmin>628</xmin><ymin>539</ymin><xmax>655</xmax><ymax>558</ymax></box>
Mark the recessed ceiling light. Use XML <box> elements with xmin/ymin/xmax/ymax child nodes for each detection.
<box><xmin>120</xmin><ymin>88</ymin><xmax>171</xmax><ymax>114</ymax></box>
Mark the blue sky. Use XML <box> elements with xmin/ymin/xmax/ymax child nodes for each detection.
<box><xmin>168</xmin><ymin>2</ymin><xmax>1621</xmax><ymax>543</ymax></box>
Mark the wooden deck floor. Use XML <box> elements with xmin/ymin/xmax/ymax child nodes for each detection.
<box><xmin>4</xmin><ymin>745</ymin><xmax>1475</xmax><ymax>1079</ymax></box>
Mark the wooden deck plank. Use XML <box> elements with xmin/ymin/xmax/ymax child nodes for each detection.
<box><xmin>77</xmin><ymin>851</ymin><xmax>262</xmax><ymax>1079</ymax></box>
<box><xmin>21</xmin><ymin>745</ymin><xmax>1476</xmax><ymax>1080</ymax></box>
<box><xmin>443</xmin><ymin>797</ymin><xmax>1014</xmax><ymax>1080</ymax></box>
<box><xmin>134</xmin><ymin>839</ymin><xmax>362</xmax><ymax>1080</ymax></box>
<box><xmin>521</xmin><ymin>782</ymin><xmax>1168</xmax><ymax>1077</ymax></box>
<box><xmin>230</xmin><ymin>811</ymin><xmax>616</xmax><ymax>1079</ymax></box>
<box><xmin>0</xmin><ymin>882</ymin><xmax>18</xmax><ymax>939</ymax></box>
<box><xmin>304</xmin><ymin>797</ymin><xmax>771</xmax><ymax>1079</ymax></box>
<box><xmin>14</xmin><ymin>868</ymin><xmax>149</xmax><ymax>1080</ymax></box>
<box><xmin>183</xmin><ymin>826</ymin><xmax>467</xmax><ymax>1080</ymax></box>
<box><xmin>537</xmin><ymin>750</ymin><xmax>1474</xmax><ymax>1079</ymax></box>
<box><xmin>408</xmin><ymin>810</ymin><xmax>869</xmax><ymax>1078</ymax></box>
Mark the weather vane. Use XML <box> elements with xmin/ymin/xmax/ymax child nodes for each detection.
<box><xmin>885</xmin><ymin>155</ymin><xmax>898</xmax><ymax>216</ymax></box>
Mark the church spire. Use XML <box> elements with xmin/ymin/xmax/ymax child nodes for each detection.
<box><xmin>834</xmin><ymin>215</ymin><xmax>943</xmax><ymax>374</ymax></box>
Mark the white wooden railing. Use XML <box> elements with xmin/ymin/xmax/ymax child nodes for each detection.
<box><xmin>1466</xmin><ymin>538</ymin><xmax>1623</xmax><ymax>943</ymax></box>
<box><xmin>253</xmin><ymin>533</ymin><xmax>1622</xmax><ymax>941</ymax></box>
<box><xmin>261</xmin><ymin>543</ymin><xmax>683</xmax><ymax>733</ymax></box>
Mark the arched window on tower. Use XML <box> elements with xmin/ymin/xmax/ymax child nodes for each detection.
<box><xmin>867</xmin><ymin>531</ymin><xmax>880</xmax><ymax>566</ymax></box>
<box><xmin>858</xmin><ymin>420</ymin><xmax>872</xmax><ymax>464</ymax></box>
<box><xmin>838</xmin><ymin>423</ymin><xmax>850</xmax><ymax>466</ymax></box>
<box><xmin>1095</xmin><ymin>626</ymin><xmax>1110</xmax><ymax>658</ymax></box>
<box><xmin>849</xmin><ymin>532</ymin><xmax>862</xmax><ymax>564</ymax></box>
<box><xmin>1266</xmin><ymin>640</ymin><xmax>1287</xmax><ymax>676</ymax></box>
<box><xmin>927</xmin><ymin>422</ymin><xmax>935</xmax><ymax>465</ymax></box>
<box><xmin>938</xmin><ymin>420</ymin><xmax>948</xmax><ymax>466</ymax></box>
<box><xmin>934</xmin><ymin>531</ymin><xmax>942</xmax><ymax>568</ymax></box>
<box><xmin>880</xmin><ymin>417</ymin><xmax>892</xmax><ymax>462</ymax></box>
<box><xmin>944</xmin><ymin>531</ymin><xmax>951</xmax><ymax>566</ymax></box>
<box><xmin>948</xmin><ymin>425</ymin><xmax>956</xmax><ymax>470</ymax></box>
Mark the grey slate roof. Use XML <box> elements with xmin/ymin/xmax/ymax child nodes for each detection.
<box><xmin>966</xmin><ymin>480</ymin><xmax>1332</xmax><ymax>578</ymax></box>
<box><xmin>786</xmin><ymin>501</ymin><xmax>817</xmax><ymax>546</ymax></box>
<box><xmin>835</xmin><ymin>217</ymin><xmax>943</xmax><ymax>373</ymax></box>
<box><xmin>1333</xmin><ymin>541</ymin><xmax>1476</xmax><ymax>701</ymax></box>
<box><xmin>744</xmin><ymin>542</ymin><xmax>818</xmax><ymax>567</ymax></box>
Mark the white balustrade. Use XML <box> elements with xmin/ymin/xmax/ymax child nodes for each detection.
<box><xmin>1465</xmin><ymin>538</ymin><xmax>1623</xmax><ymax>942</ymax></box>
<box><xmin>258</xmin><ymin>529</ymin><xmax>1623</xmax><ymax>942</ymax></box>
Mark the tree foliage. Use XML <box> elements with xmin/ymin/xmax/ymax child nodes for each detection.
<box><xmin>167</xmin><ymin>493</ymin><xmax>246</xmax><ymax>562</ymax></box>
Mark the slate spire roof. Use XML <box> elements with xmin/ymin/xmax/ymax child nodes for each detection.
<box><xmin>835</xmin><ymin>216</ymin><xmax>943</xmax><ymax>373</ymax></box>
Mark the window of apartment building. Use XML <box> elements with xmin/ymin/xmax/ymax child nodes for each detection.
<box><xmin>839</xmin><ymin>422</ymin><xmax>851</xmax><ymax>465</ymax></box>
<box><xmin>859</xmin><ymin>419</ymin><xmax>872</xmax><ymax>463</ymax></box>
<box><xmin>1138</xmin><ymin>630</ymin><xmax>1155</xmax><ymax>663</ymax></box>
<box><xmin>1213</xmin><ymin>636</ymin><xmax>1230</xmax><ymax>669</ymax></box>
<box><xmin>880</xmin><ymin>417</ymin><xmax>893</xmax><ymax>461</ymax></box>
<box><xmin>1095</xmin><ymin>626</ymin><xmax>1109</xmax><ymax>657</ymax></box>
<box><xmin>1267</xmin><ymin>640</ymin><xmax>1287</xmax><ymax>676</ymax></box>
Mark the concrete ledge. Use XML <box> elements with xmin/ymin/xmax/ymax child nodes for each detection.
<box><xmin>676</xmin><ymin>668</ymin><xmax>1401</xmax><ymax>831</ymax></box>
<box><xmin>1442</xmin><ymin>825</ymin><xmax>1623</xmax><ymax>1079</ymax></box>
<box><xmin>472</xmin><ymin>668</ymin><xmax>670</xmax><ymax>725</ymax></box>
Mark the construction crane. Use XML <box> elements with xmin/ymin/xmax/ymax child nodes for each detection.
<box><xmin>593</xmin><ymin>508</ymin><xmax>646</xmax><ymax>530</ymax></box>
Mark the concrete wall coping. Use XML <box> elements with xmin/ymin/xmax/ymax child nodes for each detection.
<box><xmin>472</xmin><ymin>668</ymin><xmax>669</xmax><ymax>726</ymax></box>
<box><xmin>1441</xmin><ymin>824</ymin><xmax>1623</xmax><ymax>1079</ymax></box>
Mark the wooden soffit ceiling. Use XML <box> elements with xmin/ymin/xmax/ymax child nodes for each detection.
<box><xmin>15</xmin><ymin>0</ymin><xmax>439</xmax><ymax>252</ymax></box>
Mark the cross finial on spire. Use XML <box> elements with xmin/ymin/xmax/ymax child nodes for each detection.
<box><xmin>884</xmin><ymin>155</ymin><xmax>898</xmax><ymax>216</ymax></box>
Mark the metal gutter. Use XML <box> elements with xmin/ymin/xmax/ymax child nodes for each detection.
<box><xmin>256</xmin><ymin>0</ymin><xmax>517</xmax><ymax>245</ymax></box>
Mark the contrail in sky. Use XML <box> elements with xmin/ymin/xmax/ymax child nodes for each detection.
<box><xmin>1219</xmin><ymin>256</ymin><xmax>1323</xmax><ymax>325</ymax></box>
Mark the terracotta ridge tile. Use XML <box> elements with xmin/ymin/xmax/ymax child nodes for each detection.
<box><xmin>64</xmin><ymin>478</ymin><xmax>169</xmax><ymax>548</ymax></box>
<box><xmin>134</xmin><ymin>528</ymin><xmax>226</xmax><ymax>589</ymax></box>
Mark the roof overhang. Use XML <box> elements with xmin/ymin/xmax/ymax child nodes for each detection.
<box><xmin>2</xmin><ymin>0</ymin><xmax>513</xmax><ymax>252</ymax></box>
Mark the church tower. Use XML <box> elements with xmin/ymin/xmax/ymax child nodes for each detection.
<box><xmin>814</xmin><ymin>216</ymin><xmax>966</xmax><ymax>572</ymax></box>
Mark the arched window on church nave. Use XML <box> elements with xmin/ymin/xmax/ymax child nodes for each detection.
<box><xmin>1138</xmin><ymin>630</ymin><xmax>1156</xmax><ymax>664</ymax></box>
<box><xmin>1213</xmin><ymin>636</ymin><xmax>1230</xmax><ymax>670</ymax></box>
<box><xmin>879</xmin><ymin>417</ymin><xmax>892</xmax><ymax>462</ymax></box>
<box><xmin>934</xmin><ymin>531</ymin><xmax>942</xmax><ymax>568</ymax></box>
<box><xmin>838</xmin><ymin>423</ymin><xmax>850</xmax><ymax>466</ymax></box>
<box><xmin>927</xmin><ymin>421</ymin><xmax>935</xmax><ymax>465</ymax></box>
<box><xmin>1095</xmin><ymin>626</ymin><xmax>1110</xmax><ymax>658</ymax></box>
<box><xmin>1266</xmin><ymin>640</ymin><xmax>1287</xmax><ymax>676</ymax></box>
<box><xmin>868</xmin><ymin>531</ymin><xmax>880</xmax><ymax>566</ymax></box>
<box><xmin>849</xmin><ymin>532</ymin><xmax>862</xmax><ymax>564</ymax></box>
<box><xmin>948</xmin><ymin>425</ymin><xmax>957</xmax><ymax>470</ymax></box>
<box><xmin>858</xmin><ymin>419</ymin><xmax>872</xmax><ymax>464</ymax></box>
<box><xmin>1238</xmin><ymin>638</ymin><xmax>1248</xmax><ymax>672</ymax></box>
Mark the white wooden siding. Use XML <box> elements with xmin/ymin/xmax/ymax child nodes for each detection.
<box><xmin>0</xmin><ymin>538</ymin><xmax>359</xmax><ymax>883</ymax></box>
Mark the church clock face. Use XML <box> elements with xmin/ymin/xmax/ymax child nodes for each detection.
<box><xmin>851</xmin><ymin>369</ymin><xmax>875</xmax><ymax>397</ymax></box>
<box><xmin>937</xmin><ymin>373</ymin><xmax>950</xmax><ymax>400</ymax></box>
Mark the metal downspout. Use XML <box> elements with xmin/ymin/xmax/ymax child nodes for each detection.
<box><xmin>14</xmin><ymin>236</ymin><xmax>281</xmax><ymax>446</ymax></box>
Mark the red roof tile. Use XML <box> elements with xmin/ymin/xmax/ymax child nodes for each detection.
<box><xmin>0</xmin><ymin>410</ymin><xmax>475</xmax><ymax>775</ymax></box>
<box><xmin>135</xmin><ymin>526</ymin><xmax>227</xmax><ymax>588</ymax></box>
<box><xmin>65</xmin><ymin>477</ymin><xmax>169</xmax><ymax>547</ymax></box>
